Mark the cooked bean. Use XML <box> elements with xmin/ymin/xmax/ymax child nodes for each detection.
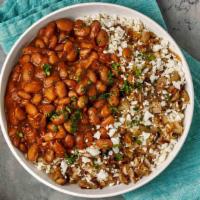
<box><xmin>79</xmin><ymin>48</ymin><xmax>91</xmax><ymax>59</ymax></box>
<box><xmin>25</xmin><ymin>103</ymin><xmax>38</xmax><ymax>116</ymax></box>
<box><xmin>31</xmin><ymin>53</ymin><xmax>43</xmax><ymax>66</ymax></box>
<box><xmin>44</xmin><ymin>86</ymin><xmax>56</xmax><ymax>102</ymax></box>
<box><xmin>40</xmin><ymin>104</ymin><xmax>55</xmax><ymax>115</ymax></box>
<box><xmin>96</xmin><ymin>29</ymin><xmax>109</xmax><ymax>47</ymax></box>
<box><xmin>58</xmin><ymin>62</ymin><xmax>68</xmax><ymax>79</ymax></box>
<box><xmin>84</xmin><ymin>132</ymin><xmax>94</xmax><ymax>147</ymax></box>
<box><xmin>35</xmin><ymin>38</ymin><xmax>46</xmax><ymax>48</ymax></box>
<box><xmin>74</xmin><ymin>20</ymin><xmax>90</xmax><ymax>37</ymax></box>
<box><xmin>15</xmin><ymin>107</ymin><xmax>26</xmax><ymax>121</ymax></box>
<box><xmin>75</xmin><ymin>79</ymin><xmax>88</xmax><ymax>95</ymax></box>
<box><xmin>27</xmin><ymin>143</ymin><xmax>38</xmax><ymax>161</ymax></box>
<box><xmin>12</xmin><ymin>136</ymin><xmax>20</xmax><ymax>147</ymax></box>
<box><xmin>64</xmin><ymin>79</ymin><xmax>77</xmax><ymax>89</ymax></box>
<box><xmin>55</xmin><ymin>125</ymin><xmax>66</xmax><ymax>139</ymax></box>
<box><xmin>19</xmin><ymin>54</ymin><xmax>31</xmax><ymax>64</ymax></box>
<box><xmin>100</xmin><ymin>105</ymin><xmax>111</xmax><ymax>118</ymax></box>
<box><xmin>88</xmin><ymin>107</ymin><xmax>100</xmax><ymax>125</ymax></box>
<box><xmin>87</xmin><ymin>85</ymin><xmax>97</xmax><ymax>97</ymax></box>
<box><xmin>66</xmin><ymin>48</ymin><xmax>78</xmax><ymax>62</ymax></box>
<box><xmin>90</xmin><ymin>20</ymin><xmax>101</xmax><ymax>38</ymax></box>
<box><xmin>101</xmin><ymin>115</ymin><xmax>115</xmax><ymax>127</ymax></box>
<box><xmin>80</xmin><ymin>41</ymin><xmax>94</xmax><ymax>49</ymax></box>
<box><xmin>64</xmin><ymin>120</ymin><xmax>72</xmax><ymax>133</ymax></box>
<box><xmin>64</xmin><ymin>134</ymin><xmax>75</xmax><ymax>149</ymax></box>
<box><xmin>68</xmin><ymin>91</ymin><xmax>78</xmax><ymax>98</ymax></box>
<box><xmin>56</xmin><ymin>18</ymin><xmax>74</xmax><ymax>32</ymax></box>
<box><xmin>19</xmin><ymin>143</ymin><xmax>27</xmax><ymax>153</ymax></box>
<box><xmin>80</xmin><ymin>51</ymin><xmax>98</xmax><ymax>69</ymax></box>
<box><xmin>95</xmin><ymin>139</ymin><xmax>113</xmax><ymax>150</ymax></box>
<box><xmin>55</xmin><ymin>97</ymin><xmax>70</xmax><ymax>105</ymax></box>
<box><xmin>44</xmin><ymin>149</ymin><xmax>55</xmax><ymax>163</ymax></box>
<box><xmin>31</xmin><ymin>93</ymin><xmax>42</xmax><ymax>105</ymax></box>
<box><xmin>181</xmin><ymin>90</ymin><xmax>190</xmax><ymax>103</ymax></box>
<box><xmin>55</xmin><ymin>81</ymin><xmax>67</xmax><ymax>98</ymax></box>
<box><xmin>76</xmin><ymin>133</ymin><xmax>85</xmax><ymax>149</ymax></box>
<box><xmin>141</xmin><ymin>31</ymin><xmax>151</xmax><ymax>43</ymax></box>
<box><xmin>108</xmin><ymin>95</ymin><xmax>119</xmax><ymax>106</ymax></box>
<box><xmin>43</xmin><ymin>132</ymin><xmax>55</xmax><ymax>141</ymax></box>
<box><xmin>77</xmin><ymin>96</ymin><xmax>88</xmax><ymax>109</ymax></box>
<box><xmin>63</xmin><ymin>40</ymin><xmax>73</xmax><ymax>52</ymax></box>
<box><xmin>51</xmin><ymin>114</ymin><xmax>65</xmax><ymax>125</ymax></box>
<box><xmin>44</xmin><ymin>75</ymin><xmax>60</xmax><ymax>88</ymax></box>
<box><xmin>49</xmin><ymin>35</ymin><xmax>57</xmax><ymax>49</ymax></box>
<box><xmin>99</xmin><ymin>66</ymin><xmax>109</xmax><ymax>83</ymax></box>
<box><xmin>122</xmin><ymin>48</ymin><xmax>132</xmax><ymax>60</ymax></box>
<box><xmin>96</xmin><ymin>81</ymin><xmax>106</xmax><ymax>93</ymax></box>
<box><xmin>99</xmin><ymin>127</ymin><xmax>109</xmax><ymax>139</ymax></box>
<box><xmin>23</xmin><ymin>81</ymin><xmax>42</xmax><ymax>93</ymax></box>
<box><xmin>22</xmin><ymin>63</ymin><xmax>34</xmax><ymax>81</ymax></box>
<box><xmin>53</xmin><ymin>141</ymin><xmax>65</xmax><ymax>157</ymax></box>
<box><xmin>94</xmin><ymin>99</ymin><xmax>106</xmax><ymax>109</ymax></box>
<box><xmin>17</xmin><ymin>90</ymin><xmax>31</xmax><ymax>100</ymax></box>
<box><xmin>44</xmin><ymin>22</ymin><xmax>56</xmax><ymax>38</ymax></box>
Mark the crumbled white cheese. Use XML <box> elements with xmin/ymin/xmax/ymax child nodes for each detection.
<box><xmin>86</xmin><ymin>147</ymin><xmax>100</xmax><ymax>156</ymax></box>
<box><xmin>60</xmin><ymin>160</ymin><xmax>68</xmax><ymax>176</ymax></box>
<box><xmin>97</xmin><ymin>169</ymin><xmax>108</xmax><ymax>181</ymax></box>
<box><xmin>82</xmin><ymin>157</ymin><xmax>91</xmax><ymax>164</ymax></box>
<box><xmin>93</xmin><ymin>131</ymin><xmax>101</xmax><ymax>139</ymax></box>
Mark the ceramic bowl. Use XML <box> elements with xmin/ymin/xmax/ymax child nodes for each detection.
<box><xmin>0</xmin><ymin>3</ymin><xmax>194</xmax><ymax>198</ymax></box>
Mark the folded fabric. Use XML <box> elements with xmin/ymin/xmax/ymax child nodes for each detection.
<box><xmin>0</xmin><ymin>0</ymin><xmax>200</xmax><ymax>200</ymax></box>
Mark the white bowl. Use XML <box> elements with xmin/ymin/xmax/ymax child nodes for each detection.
<box><xmin>0</xmin><ymin>2</ymin><xmax>194</xmax><ymax>198</ymax></box>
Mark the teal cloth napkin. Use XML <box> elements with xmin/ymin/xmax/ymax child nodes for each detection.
<box><xmin>0</xmin><ymin>0</ymin><xmax>200</xmax><ymax>200</ymax></box>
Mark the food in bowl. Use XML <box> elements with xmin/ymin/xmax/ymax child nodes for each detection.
<box><xmin>5</xmin><ymin>13</ymin><xmax>190</xmax><ymax>189</ymax></box>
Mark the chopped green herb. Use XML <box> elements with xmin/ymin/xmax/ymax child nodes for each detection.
<box><xmin>16</xmin><ymin>131</ymin><xmax>23</xmax><ymax>138</ymax></box>
<box><xmin>99</xmin><ymin>93</ymin><xmax>111</xmax><ymax>99</ymax></box>
<box><xmin>113</xmin><ymin>143</ymin><xmax>121</xmax><ymax>148</ymax></box>
<box><xmin>65</xmin><ymin>106</ymin><xmax>72</xmax><ymax>113</ymax></box>
<box><xmin>135</xmin><ymin>139</ymin><xmax>142</xmax><ymax>145</ymax></box>
<box><xmin>110</xmin><ymin>106</ymin><xmax>119</xmax><ymax>115</ymax></box>
<box><xmin>135</xmin><ymin>68</ymin><xmax>142</xmax><ymax>77</ymax></box>
<box><xmin>134</xmin><ymin>81</ymin><xmax>143</xmax><ymax>91</ymax></box>
<box><xmin>133</xmin><ymin>106</ymin><xmax>139</xmax><ymax>111</ymax></box>
<box><xmin>165</xmin><ymin>93</ymin><xmax>171</xmax><ymax>101</ymax></box>
<box><xmin>143</xmin><ymin>53</ymin><xmax>156</xmax><ymax>61</ymax></box>
<box><xmin>90</xmin><ymin>95</ymin><xmax>97</xmax><ymax>101</ymax></box>
<box><xmin>108</xmin><ymin>71</ymin><xmax>114</xmax><ymax>85</ymax></box>
<box><xmin>111</xmin><ymin>62</ymin><xmax>120</xmax><ymax>71</ymax></box>
<box><xmin>43</xmin><ymin>64</ymin><xmax>52</xmax><ymax>76</ymax></box>
<box><xmin>114</xmin><ymin>153</ymin><xmax>123</xmax><ymax>161</ymax></box>
<box><xmin>65</xmin><ymin>153</ymin><xmax>78</xmax><ymax>165</ymax></box>
<box><xmin>52</xmin><ymin>125</ymin><xmax>59</xmax><ymax>132</ymax></box>
<box><xmin>70</xmin><ymin>109</ymin><xmax>82</xmax><ymax>133</ymax></box>
<box><xmin>121</xmin><ymin>80</ymin><xmax>134</xmax><ymax>95</ymax></box>
<box><xmin>70</xmin><ymin>96</ymin><xmax>78</xmax><ymax>102</ymax></box>
<box><xmin>87</xmin><ymin>80</ymin><xmax>92</xmax><ymax>85</ymax></box>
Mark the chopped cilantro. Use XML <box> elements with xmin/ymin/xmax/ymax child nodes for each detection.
<box><xmin>134</xmin><ymin>81</ymin><xmax>143</xmax><ymax>91</ymax></box>
<box><xmin>114</xmin><ymin>153</ymin><xmax>123</xmax><ymax>161</ymax></box>
<box><xmin>143</xmin><ymin>53</ymin><xmax>156</xmax><ymax>61</ymax></box>
<box><xmin>99</xmin><ymin>93</ymin><xmax>111</xmax><ymax>99</ymax></box>
<box><xmin>90</xmin><ymin>95</ymin><xmax>97</xmax><ymax>101</ymax></box>
<box><xmin>87</xmin><ymin>80</ymin><xmax>92</xmax><ymax>85</ymax></box>
<box><xmin>70</xmin><ymin>96</ymin><xmax>78</xmax><ymax>102</ymax></box>
<box><xmin>65</xmin><ymin>106</ymin><xmax>72</xmax><ymax>113</ymax></box>
<box><xmin>70</xmin><ymin>109</ymin><xmax>82</xmax><ymax>133</ymax></box>
<box><xmin>65</xmin><ymin>153</ymin><xmax>78</xmax><ymax>165</ymax></box>
<box><xmin>110</xmin><ymin>106</ymin><xmax>119</xmax><ymax>115</ymax></box>
<box><xmin>108</xmin><ymin>71</ymin><xmax>114</xmax><ymax>85</ymax></box>
<box><xmin>135</xmin><ymin>68</ymin><xmax>142</xmax><ymax>77</ymax></box>
<box><xmin>43</xmin><ymin>64</ymin><xmax>52</xmax><ymax>76</ymax></box>
<box><xmin>121</xmin><ymin>80</ymin><xmax>134</xmax><ymax>95</ymax></box>
<box><xmin>16</xmin><ymin>131</ymin><xmax>23</xmax><ymax>138</ymax></box>
<box><xmin>133</xmin><ymin>106</ymin><xmax>139</xmax><ymax>111</ymax></box>
<box><xmin>165</xmin><ymin>94</ymin><xmax>171</xmax><ymax>101</ymax></box>
<box><xmin>135</xmin><ymin>139</ymin><xmax>142</xmax><ymax>145</ymax></box>
<box><xmin>111</xmin><ymin>62</ymin><xmax>120</xmax><ymax>71</ymax></box>
<box><xmin>52</xmin><ymin>125</ymin><xmax>59</xmax><ymax>132</ymax></box>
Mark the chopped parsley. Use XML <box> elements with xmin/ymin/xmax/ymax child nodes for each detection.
<box><xmin>43</xmin><ymin>64</ymin><xmax>52</xmax><ymax>76</ymax></box>
<box><xmin>143</xmin><ymin>53</ymin><xmax>156</xmax><ymax>61</ymax></box>
<box><xmin>135</xmin><ymin>68</ymin><xmax>142</xmax><ymax>77</ymax></box>
<box><xmin>165</xmin><ymin>93</ymin><xmax>171</xmax><ymax>101</ymax></box>
<box><xmin>135</xmin><ymin>139</ymin><xmax>142</xmax><ymax>145</ymax></box>
<box><xmin>16</xmin><ymin>131</ymin><xmax>23</xmax><ymax>138</ymax></box>
<box><xmin>110</xmin><ymin>106</ymin><xmax>119</xmax><ymax>115</ymax></box>
<box><xmin>99</xmin><ymin>92</ymin><xmax>111</xmax><ymax>99</ymax></box>
<box><xmin>90</xmin><ymin>95</ymin><xmax>97</xmax><ymax>101</ymax></box>
<box><xmin>114</xmin><ymin>153</ymin><xmax>123</xmax><ymax>161</ymax></box>
<box><xmin>121</xmin><ymin>80</ymin><xmax>134</xmax><ymax>95</ymax></box>
<box><xmin>108</xmin><ymin>71</ymin><xmax>114</xmax><ymax>85</ymax></box>
<box><xmin>52</xmin><ymin>125</ymin><xmax>59</xmax><ymax>132</ymax></box>
<box><xmin>70</xmin><ymin>109</ymin><xmax>82</xmax><ymax>133</ymax></box>
<box><xmin>65</xmin><ymin>152</ymin><xmax>78</xmax><ymax>165</ymax></box>
<box><xmin>134</xmin><ymin>81</ymin><xmax>143</xmax><ymax>91</ymax></box>
<box><xmin>111</xmin><ymin>62</ymin><xmax>120</xmax><ymax>71</ymax></box>
<box><xmin>65</xmin><ymin>106</ymin><xmax>72</xmax><ymax>113</ymax></box>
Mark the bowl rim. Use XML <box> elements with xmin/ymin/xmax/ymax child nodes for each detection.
<box><xmin>0</xmin><ymin>2</ymin><xmax>194</xmax><ymax>198</ymax></box>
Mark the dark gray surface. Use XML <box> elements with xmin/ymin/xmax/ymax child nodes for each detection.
<box><xmin>0</xmin><ymin>0</ymin><xmax>200</xmax><ymax>200</ymax></box>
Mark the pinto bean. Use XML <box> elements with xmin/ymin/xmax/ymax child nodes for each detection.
<box><xmin>44</xmin><ymin>22</ymin><xmax>56</xmax><ymax>38</ymax></box>
<box><xmin>80</xmin><ymin>40</ymin><xmax>94</xmax><ymax>49</ymax></box>
<box><xmin>27</xmin><ymin>143</ymin><xmax>38</xmax><ymax>161</ymax></box>
<box><xmin>141</xmin><ymin>31</ymin><xmax>151</xmax><ymax>43</ymax></box>
<box><xmin>101</xmin><ymin>115</ymin><xmax>115</xmax><ymax>127</ymax></box>
<box><xmin>76</xmin><ymin>133</ymin><xmax>85</xmax><ymax>149</ymax></box>
<box><xmin>55</xmin><ymin>125</ymin><xmax>66</xmax><ymax>139</ymax></box>
<box><xmin>64</xmin><ymin>79</ymin><xmax>77</xmax><ymax>89</ymax></box>
<box><xmin>44</xmin><ymin>149</ymin><xmax>55</xmax><ymax>163</ymax></box>
<box><xmin>56</xmin><ymin>18</ymin><xmax>74</xmax><ymax>32</ymax></box>
<box><xmin>99</xmin><ymin>66</ymin><xmax>109</xmax><ymax>83</ymax></box>
<box><xmin>66</xmin><ymin>48</ymin><xmax>78</xmax><ymax>62</ymax></box>
<box><xmin>51</xmin><ymin>114</ymin><xmax>65</xmax><ymax>125</ymax></box>
<box><xmin>43</xmin><ymin>132</ymin><xmax>55</xmax><ymax>141</ymax></box>
<box><xmin>80</xmin><ymin>51</ymin><xmax>98</xmax><ymax>69</ymax></box>
<box><xmin>87</xmin><ymin>85</ymin><xmax>97</xmax><ymax>97</ymax></box>
<box><xmin>100</xmin><ymin>105</ymin><xmax>111</xmax><ymax>118</ymax></box>
<box><xmin>77</xmin><ymin>96</ymin><xmax>88</xmax><ymax>109</ymax></box>
<box><xmin>49</xmin><ymin>35</ymin><xmax>57</xmax><ymax>49</ymax></box>
<box><xmin>44</xmin><ymin>75</ymin><xmax>60</xmax><ymax>88</ymax></box>
<box><xmin>84</xmin><ymin>131</ymin><xmax>94</xmax><ymax>147</ymax></box>
<box><xmin>96</xmin><ymin>139</ymin><xmax>113</xmax><ymax>150</ymax></box>
<box><xmin>21</xmin><ymin>63</ymin><xmax>34</xmax><ymax>81</ymax></box>
<box><xmin>55</xmin><ymin>81</ymin><xmax>67</xmax><ymax>98</ymax></box>
<box><xmin>17</xmin><ymin>90</ymin><xmax>31</xmax><ymax>100</ymax></box>
<box><xmin>99</xmin><ymin>127</ymin><xmax>109</xmax><ymax>139</ymax></box>
<box><xmin>96</xmin><ymin>29</ymin><xmax>109</xmax><ymax>47</ymax></box>
<box><xmin>58</xmin><ymin>62</ymin><xmax>68</xmax><ymax>79</ymax></box>
<box><xmin>53</xmin><ymin>141</ymin><xmax>65</xmax><ymax>157</ymax></box>
<box><xmin>23</xmin><ymin>81</ymin><xmax>42</xmax><ymax>93</ymax></box>
<box><xmin>108</xmin><ymin>95</ymin><xmax>119</xmax><ymax>106</ymax></box>
<box><xmin>15</xmin><ymin>107</ymin><xmax>26</xmax><ymax>121</ymax></box>
<box><xmin>40</xmin><ymin>104</ymin><xmax>55</xmax><ymax>115</ymax></box>
<box><xmin>31</xmin><ymin>93</ymin><xmax>42</xmax><ymax>105</ymax></box>
<box><xmin>55</xmin><ymin>97</ymin><xmax>70</xmax><ymax>105</ymax></box>
<box><xmin>96</xmin><ymin>81</ymin><xmax>106</xmax><ymax>93</ymax></box>
<box><xmin>48</xmin><ymin>51</ymin><xmax>59</xmax><ymax>64</ymax></box>
<box><xmin>44</xmin><ymin>86</ymin><xmax>56</xmax><ymax>102</ymax></box>
<box><xmin>90</xmin><ymin>20</ymin><xmax>101</xmax><ymax>38</ymax></box>
<box><xmin>31</xmin><ymin>53</ymin><xmax>44</xmax><ymax>66</ymax></box>
<box><xmin>63</xmin><ymin>40</ymin><xmax>73</xmax><ymax>52</ymax></box>
<box><xmin>88</xmin><ymin>107</ymin><xmax>100</xmax><ymax>125</ymax></box>
<box><xmin>94</xmin><ymin>99</ymin><xmax>106</xmax><ymax>109</ymax></box>
<box><xmin>25</xmin><ymin>103</ymin><xmax>38</xmax><ymax>116</ymax></box>
<box><xmin>87</xmin><ymin>69</ymin><xmax>97</xmax><ymax>83</ymax></box>
<box><xmin>19</xmin><ymin>54</ymin><xmax>31</xmax><ymax>64</ymax></box>
<box><xmin>64</xmin><ymin>134</ymin><xmax>75</xmax><ymax>149</ymax></box>
<box><xmin>35</xmin><ymin>38</ymin><xmax>46</xmax><ymax>48</ymax></box>
<box><xmin>79</xmin><ymin>48</ymin><xmax>91</xmax><ymax>59</ymax></box>
<box><xmin>122</xmin><ymin>47</ymin><xmax>132</xmax><ymax>60</ymax></box>
<box><xmin>74</xmin><ymin>20</ymin><xmax>90</xmax><ymax>37</ymax></box>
